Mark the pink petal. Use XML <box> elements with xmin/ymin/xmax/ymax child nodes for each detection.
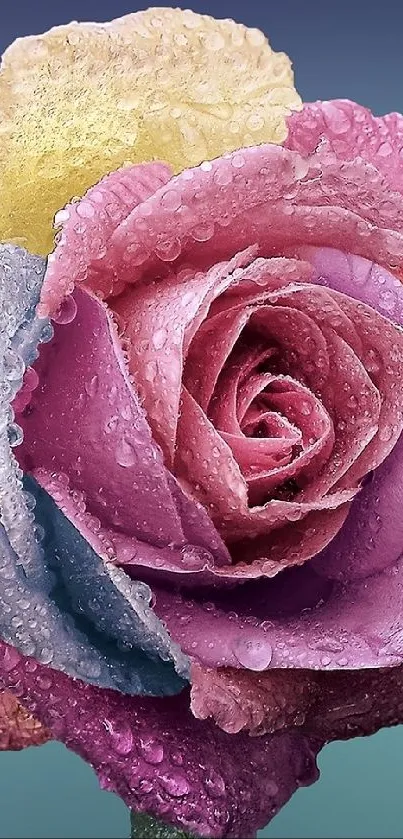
<box><xmin>103</xmin><ymin>143</ymin><xmax>403</xmax><ymax>291</ymax></box>
<box><xmin>19</xmin><ymin>288</ymin><xmax>184</xmax><ymax>546</ymax></box>
<box><xmin>112</xmin><ymin>249</ymin><xmax>256</xmax><ymax>464</ymax></box>
<box><xmin>38</xmin><ymin>163</ymin><xmax>172</xmax><ymax>317</ymax></box>
<box><xmin>18</xmin><ymin>287</ymin><xmax>231</xmax><ymax>586</ymax></box>
<box><xmin>190</xmin><ymin>664</ymin><xmax>317</xmax><ymax>736</ymax></box>
<box><xmin>285</xmin><ymin>100</ymin><xmax>403</xmax><ymax>195</ymax></box>
<box><xmin>0</xmin><ymin>642</ymin><xmax>320</xmax><ymax>839</ymax></box>
<box><xmin>175</xmin><ymin>387</ymin><xmax>354</xmax><ymax>566</ymax></box>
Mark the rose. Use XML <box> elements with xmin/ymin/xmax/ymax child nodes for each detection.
<box><xmin>1</xmin><ymin>11</ymin><xmax>403</xmax><ymax>839</ymax></box>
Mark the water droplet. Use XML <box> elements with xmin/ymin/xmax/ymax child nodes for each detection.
<box><xmin>1</xmin><ymin>646</ymin><xmax>21</xmax><ymax>672</ymax></box>
<box><xmin>144</xmin><ymin>361</ymin><xmax>158</xmax><ymax>383</ymax></box>
<box><xmin>36</xmin><ymin>673</ymin><xmax>53</xmax><ymax>690</ymax></box>
<box><xmin>232</xmin><ymin>152</ymin><xmax>246</xmax><ymax>168</ymax></box>
<box><xmin>140</xmin><ymin>737</ymin><xmax>164</xmax><ymax>765</ymax></box>
<box><xmin>161</xmin><ymin>771</ymin><xmax>190</xmax><ymax>797</ymax></box>
<box><xmin>116</xmin><ymin>439</ymin><xmax>138</xmax><ymax>468</ymax></box>
<box><xmin>138</xmin><ymin>779</ymin><xmax>153</xmax><ymax>793</ymax></box>
<box><xmin>155</xmin><ymin>238</ymin><xmax>181</xmax><ymax>262</ymax></box>
<box><xmin>204</xmin><ymin>770</ymin><xmax>226</xmax><ymax>797</ymax></box>
<box><xmin>152</xmin><ymin>328</ymin><xmax>168</xmax><ymax>350</ymax></box>
<box><xmin>300</xmin><ymin>401</ymin><xmax>312</xmax><ymax>416</ymax></box>
<box><xmin>53</xmin><ymin>295</ymin><xmax>77</xmax><ymax>325</ymax></box>
<box><xmin>161</xmin><ymin>190</ymin><xmax>182</xmax><ymax>211</ymax></box>
<box><xmin>105</xmin><ymin>719</ymin><xmax>134</xmax><ymax>755</ymax></box>
<box><xmin>54</xmin><ymin>208</ymin><xmax>70</xmax><ymax>226</ymax></box>
<box><xmin>170</xmin><ymin>751</ymin><xmax>184</xmax><ymax>766</ymax></box>
<box><xmin>191</xmin><ymin>222</ymin><xmax>215</xmax><ymax>242</ymax></box>
<box><xmin>233</xmin><ymin>637</ymin><xmax>273</xmax><ymax>671</ymax></box>
<box><xmin>85</xmin><ymin>375</ymin><xmax>99</xmax><ymax>397</ymax></box>
<box><xmin>379</xmin><ymin>425</ymin><xmax>393</xmax><ymax>442</ymax></box>
<box><xmin>76</xmin><ymin>201</ymin><xmax>95</xmax><ymax>219</ymax></box>
<box><xmin>8</xmin><ymin>423</ymin><xmax>23</xmax><ymax>447</ymax></box>
<box><xmin>180</xmin><ymin>545</ymin><xmax>212</xmax><ymax>570</ymax></box>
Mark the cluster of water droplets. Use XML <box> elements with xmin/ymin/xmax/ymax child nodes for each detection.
<box><xmin>0</xmin><ymin>245</ymin><xmax>53</xmax><ymax>588</ymax></box>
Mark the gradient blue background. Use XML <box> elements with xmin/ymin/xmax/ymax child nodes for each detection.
<box><xmin>1</xmin><ymin>1</ymin><xmax>403</xmax><ymax>836</ymax></box>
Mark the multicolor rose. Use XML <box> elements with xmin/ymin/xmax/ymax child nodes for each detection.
<box><xmin>1</xmin><ymin>8</ymin><xmax>403</xmax><ymax>838</ymax></box>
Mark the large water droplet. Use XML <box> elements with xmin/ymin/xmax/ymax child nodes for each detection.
<box><xmin>140</xmin><ymin>737</ymin><xmax>164</xmax><ymax>765</ymax></box>
<box><xmin>161</xmin><ymin>771</ymin><xmax>190</xmax><ymax>797</ymax></box>
<box><xmin>53</xmin><ymin>295</ymin><xmax>78</xmax><ymax>325</ymax></box>
<box><xmin>204</xmin><ymin>770</ymin><xmax>226</xmax><ymax>797</ymax></box>
<box><xmin>116</xmin><ymin>439</ymin><xmax>137</xmax><ymax>467</ymax></box>
<box><xmin>105</xmin><ymin>719</ymin><xmax>134</xmax><ymax>755</ymax></box>
<box><xmin>233</xmin><ymin>637</ymin><xmax>273</xmax><ymax>671</ymax></box>
<box><xmin>180</xmin><ymin>545</ymin><xmax>213</xmax><ymax>570</ymax></box>
<box><xmin>152</xmin><ymin>327</ymin><xmax>168</xmax><ymax>350</ymax></box>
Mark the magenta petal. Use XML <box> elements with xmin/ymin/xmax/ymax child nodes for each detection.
<box><xmin>19</xmin><ymin>288</ymin><xmax>184</xmax><ymax>546</ymax></box>
<box><xmin>0</xmin><ymin>642</ymin><xmax>320</xmax><ymax>839</ymax></box>
<box><xmin>312</xmin><ymin>433</ymin><xmax>403</xmax><ymax>582</ymax></box>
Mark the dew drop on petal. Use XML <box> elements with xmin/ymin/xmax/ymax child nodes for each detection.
<box><xmin>232</xmin><ymin>637</ymin><xmax>273</xmax><ymax>671</ymax></box>
<box><xmin>53</xmin><ymin>295</ymin><xmax>78</xmax><ymax>324</ymax></box>
<box><xmin>140</xmin><ymin>737</ymin><xmax>164</xmax><ymax>765</ymax></box>
<box><xmin>115</xmin><ymin>439</ymin><xmax>138</xmax><ymax>468</ymax></box>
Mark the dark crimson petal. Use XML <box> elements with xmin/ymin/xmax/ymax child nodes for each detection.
<box><xmin>190</xmin><ymin>663</ymin><xmax>318</xmax><ymax>735</ymax></box>
<box><xmin>0</xmin><ymin>641</ymin><xmax>321</xmax><ymax>839</ymax></box>
<box><xmin>190</xmin><ymin>658</ymin><xmax>403</xmax><ymax>743</ymax></box>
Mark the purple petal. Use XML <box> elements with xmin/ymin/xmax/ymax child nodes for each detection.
<box><xmin>0</xmin><ymin>641</ymin><xmax>320</xmax><ymax>839</ymax></box>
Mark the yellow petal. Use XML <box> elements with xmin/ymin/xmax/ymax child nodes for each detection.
<box><xmin>0</xmin><ymin>7</ymin><xmax>301</xmax><ymax>255</ymax></box>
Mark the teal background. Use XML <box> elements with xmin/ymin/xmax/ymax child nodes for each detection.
<box><xmin>1</xmin><ymin>0</ymin><xmax>403</xmax><ymax>836</ymax></box>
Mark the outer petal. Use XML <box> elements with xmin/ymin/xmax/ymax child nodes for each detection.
<box><xmin>190</xmin><ymin>664</ymin><xmax>318</xmax><ymax>736</ymax></box>
<box><xmin>40</xmin><ymin>139</ymin><xmax>403</xmax><ymax>318</ymax></box>
<box><xmin>0</xmin><ymin>246</ymin><xmax>186</xmax><ymax>694</ymax></box>
<box><xmin>0</xmin><ymin>8</ymin><xmax>301</xmax><ymax>255</ymax></box>
<box><xmin>98</xmin><ymin>144</ymin><xmax>403</xmax><ymax>292</ymax></box>
<box><xmin>0</xmin><ymin>691</ymin><xmax>49</xmax><ymax>750</ymax></box>
<box><xmin>19</xmin><ymin>284</ymin><xmax>231</xmax><ymax>577</ymax></box>
<box><xmin>27</xmin><ymin>474</ymin><xmax>188</xmax><ymax>690</ymax></box>
<box><xmin>19</xmin><ymin>287</ymin><xmax>186</xmax><ymax>547</ymax></box>
<box><xmin>190</xmin><ymin>659</ymin><xmax>403</xmax><ymax>743</ymax></box>
<box><xmin>285</xmin><ymin>99</ymin><xmax>403</xmax><ymax>195</ymax></box>
<box><xmin>0</xmin><ymin>641</ymin><xmax>320</xmax><ymax>839</ymax></box>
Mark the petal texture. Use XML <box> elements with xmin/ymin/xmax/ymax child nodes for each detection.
<box><xmin>0</xmin><ymin>641</ymin><xmax>320</xmax><ymax>839</ymax></box>
<box><xmin>0</xmin><ymin>8</ymin><xmax>301</xmax><ymax>255</ymax></box>
<box><xmin>0</xmin><ymin>691</ymin><xmax>49</xmax><ymax>750</ymax></box>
